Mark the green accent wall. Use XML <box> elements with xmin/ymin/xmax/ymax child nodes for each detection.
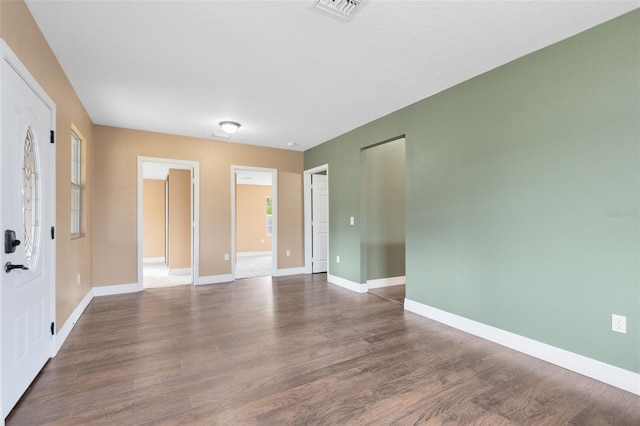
<box><xmin>304</xmin><ymin>11</ymin><xmax>639</xmax><ymax>373</ymax></box>
<box><xmin>364</xmin><ymin>138</ymin><xmax>406</xmax><ymax>281</ymax></box>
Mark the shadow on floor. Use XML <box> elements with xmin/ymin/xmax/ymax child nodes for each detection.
<box><xmin>368</xmin><ymin>284</ymin><xmax>405</xmax><ymax>304</ymax></box>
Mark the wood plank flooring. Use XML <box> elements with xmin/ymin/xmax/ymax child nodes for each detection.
<box><xmin>368</xmin><ymin>284</ymin><xmax>405</xmax><ymax>304</ymax></box>
<box><xmin>7</xmin><ymin>274</ymin><xmax>639</xmax><ymax>425</ymax></box>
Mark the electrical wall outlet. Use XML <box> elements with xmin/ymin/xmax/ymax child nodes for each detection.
<box><xmin>224</xmin><ymin>253</ymin><xmax>229</xmax><ymax>261</ymax></box>
<box><xmin>336</xmin><ymin>255</ymin><xmax>340</xmax><ymax>263</ymax></box>
<box><xmin>286</xmin><ymin>250</ymin><xmax>291</xmax><ymax>257</ymax></box>
<box><xmin>77</xmin><ymin>273</ymin><xmax>80</xmax><ymax>285</ymax></box>
<box><xmin>612</xmin><ymin>314</ymin><xmax>626</xmax><ymax>334</ymax></box>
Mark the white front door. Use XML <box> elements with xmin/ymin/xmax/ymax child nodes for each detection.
<box><xmin>311</xmin><ymin>174</ymin><xmax>328</xmax><ymax>273</ymax></box>
<box><xmin>1</xmin><ymin>42</ymin><xmax>55</xmax><ymax>417</ymax></box>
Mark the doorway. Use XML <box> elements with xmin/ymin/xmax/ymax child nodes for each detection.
<box><xmin>1</xmin><ymin>40</ymin><xmax>56</xmax><ymax>418</ymax></box>
<box><xmin>362</xmin><ymin>137</ymin><xmax>406</xmax><ymax>302</ymax></box>
<box><xmin>137</xmin><ymin>157</ymin><xmax>200</xmax><ymax>290</ymax></box>
<box><xmin>231</xmin><ymin>166</ymin><xmax>277</xmax><ymax>279</ymax></box>
<box><xmin>304</xmin><ymin>164</ymin><xmax>329</xmax><ymax>274</ymax></box>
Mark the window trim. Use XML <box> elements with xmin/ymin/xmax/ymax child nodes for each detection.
<box><xmin>70</xmin><ymin>129</ymin><xmax>83</xmax><ymax>238</ymax></box>
<box><xmin>266</xmin><ymin>196</ymin><xmax>273</xmax><ymax>236</ymax></box>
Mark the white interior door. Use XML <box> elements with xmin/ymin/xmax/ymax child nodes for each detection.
<box><xmin>1</xmin><ymin>47</ymin><xmax>55</xmax><ymax>416</ymax></box>
<box><xmin>311</xmin><ymin>174</ymin><xmax>328</xmax><ymax>273</ymax></box>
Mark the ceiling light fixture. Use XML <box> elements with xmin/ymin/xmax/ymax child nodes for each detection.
<box><xmin>219</xmin><ymin>121</ymin><xmax>241</xmax><ymax>134</ymax></box>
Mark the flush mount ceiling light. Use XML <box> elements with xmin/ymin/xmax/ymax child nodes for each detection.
<box><xmin>219</xmin><ymin>121</ymin><xmax>241</xmax><ymax>134</ymax></box>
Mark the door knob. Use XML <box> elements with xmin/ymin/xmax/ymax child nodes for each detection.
<box><xmin>5</xmin><ymin>262</ymin><xmax>28</xmax><ymax>273</ymax></box>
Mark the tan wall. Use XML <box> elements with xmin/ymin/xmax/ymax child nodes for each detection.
<box><xmin>167</xmin><ymin>170</ymin><xmax>191</xmax><ymax>270</ymax></box>
<box><xmin>237</xmin><ymin>185</ymin><xmax>273</xmax><ymax>252</ymax></box>
<box><xmin>0</xmin><ymin>0</ymin><xmax>303</xmax><ymax>324</ymax></box>
<box><xmin>1</xmin><ymin>0</ymin><xmax>94</xmax><ymax>327</ymax></box>
<box><xmin>93</xmin><ymin>126</ymin><xmax>304</xmax><ymax>286</ymax></box>
<box><xmin>143</xmin><ymin>179</ymin><xmax>165</xmax><ymax>259</ymax></box>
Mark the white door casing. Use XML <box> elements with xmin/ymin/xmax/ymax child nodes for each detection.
<box><xmin>311</xmin><ymin>174</ymin><xmax>328</xmax><ymax>273</ymax></box>
<box><xmin>137</xmin><ymin>157</ymin><xmax>200</xmax><ymax>290</ymax></box>
<box><xmin>231</xmin><ymin>166</ymin><xmax>278</xmax><ymax>279</ymax></box>
<box><xmin>304</xmin><ymin>165</ymin><xmax>329</xmax><ymax>275</ymax></box>
<box><xmin>1</xmin><ymin>40</ymin><xmax>56</xmax><ymax>417</ymax></box>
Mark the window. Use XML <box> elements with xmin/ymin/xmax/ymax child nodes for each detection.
<box><xmin>266</xmin><ymin>197</ymin><xmax>273</xmax><ymax>236</ymax></box>
<box><xmin>70</xmin><ymin>130</ymin><xmax>82</xmax><ymax>237</ymax></box>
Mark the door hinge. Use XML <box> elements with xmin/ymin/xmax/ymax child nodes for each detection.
<box><xmin>50</xmin><ymin>322</ymin><xmax>55</xmax><ymax>336</ymax></box>
<box><xmin>51</xmin><ymin>226</ymin><xmax>55</xmax><ymax>240</ymax></box>
<box><xmin>50</xmin><ymin>130</ymin><xmax>55</xmax><ymax>144</ymax></box>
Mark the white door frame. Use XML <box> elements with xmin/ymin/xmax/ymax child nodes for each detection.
<box><xmin>304</xmin><ymin>164</ymin><xmax>329</xmax><ymax>274</ymax></box>
<box><xmin>231</xmin><ymin>166</ymin><xmax>277</xmax><ymax>279</ymax></box>
<box><xmin>0</xmin><ymin>39</ymin><xmax>57</xmax><ymax>421</ymax></box>
<box><xmin>137</xmin><ymin>157</ymin><xmax>200</xmax><ymax>290</ymax></box>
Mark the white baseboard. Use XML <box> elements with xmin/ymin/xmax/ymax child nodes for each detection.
<box><xmin>404</xmin><ymin>298</ymin><xmax>640</xmax><ymax>396</ymax></box>
<box><xmin>143</xmin><ymin>257</ymin><xmax>165</xmax><ymax>264</ymax></box>
<box><xmin>195</xmin><ymin>274</ymin><xmax>234</xmax><ymax>285</ymax></box>
<box><xmin>168</xmin><ymin>268</ymin><xmax>191</xmax><ymax>276</ymax></box>
<box><xmin>93</xmin><ymin>283</ymin><xmax>140</xmax><ymax>297</ymax></box>
<box><xmin>276</xmin><ymin>267</ymin><xmax>306</xmax><ymax>277</ymax></box>
<box><xmin>237</xmin><ymin>251</ymin><xmax>271</xmax><ymax>257</ymax></box>
<box><xmin>328</xmin><ymin>274</ymin><xmax>368</xmax><ymax>293</ymax></box>
<box><xmin>367</xmin><ymin>276</ymin><xmax>405</xmax><ymax>289</ymax></box>
<box><xmin>52</xmin><ymin>289</ymin><xmax>93</xmax><ymax>356</ymax></box>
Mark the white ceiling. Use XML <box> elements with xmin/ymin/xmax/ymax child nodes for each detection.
<box><xmin>25</xmin><ymin>1</ymin><xmax>638</xmax><ymax>152</ymax></box>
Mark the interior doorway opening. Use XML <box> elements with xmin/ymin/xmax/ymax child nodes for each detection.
<box><xmin>304</xmin><ymin>164</ymin><xmax>329</xmax><ymax>275</ymax></box>
<box><xmin>232</xmin><ymin>166</ymin><xmax>277</xmax><ymax>279</ymax></box>
<box><xmin>137</xmin><ymin>157</ymin><xmax>200</xmax><ymax>290</ymax></box>
<box><xmin>362</xmin><ymin>137</ymin><xmax>406</xmax><ymax>303</ymax></box>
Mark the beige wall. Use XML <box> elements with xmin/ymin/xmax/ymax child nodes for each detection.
<box><xmin>93</xmin><ymin>126</ymin><xmax>304</xmax><ymax>286</ymax></box>
<box><xmin>143</xmin><ymin>179</ymin><xmax>165</xmax><ymax>259</ymax></box>
<box><xmin>167</xmin><ymin>170</ymin><xmax>191</xmax><ymax>270</ymax></box>
<box><xmin>237</xmin><ymin>185</ymin><xmax>273</xmax><ymax>252</ymax></box>
<box><xmin>2</xmin><ymin>0</ymin><xmax>304</xmax><ymax>314</ymax></box>
<box><xmin>1</xmin><ymin>0</ymin><xmax>94</xmax><ymax>327</ymax></box>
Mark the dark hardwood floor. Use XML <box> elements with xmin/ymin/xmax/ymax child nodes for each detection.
<box><xmin>368</xmin><ymin>284</ymin><xmax>405</xmax><ymax>304</ymax></box>
<box><xmin>7</xmin><ymin>274</ymin><xmax>639</xmax><ymax>425</ymax></box>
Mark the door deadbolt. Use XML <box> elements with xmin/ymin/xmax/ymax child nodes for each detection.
<box><xmin>4</xmin><ymin>230</ymin><xmax>20</xmax><ymax>254</ymax></box>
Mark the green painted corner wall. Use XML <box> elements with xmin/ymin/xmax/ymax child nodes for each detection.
<box><xmin>304</xmin><ymin>11</ymin><xmax>639</xmax><ymax>373</ymax></box>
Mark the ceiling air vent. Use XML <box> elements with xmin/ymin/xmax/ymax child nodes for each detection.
<box><xmin>311</xmin><ymin>0</ymin><xmax>366</xmax><ymax>22</ymax></box>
